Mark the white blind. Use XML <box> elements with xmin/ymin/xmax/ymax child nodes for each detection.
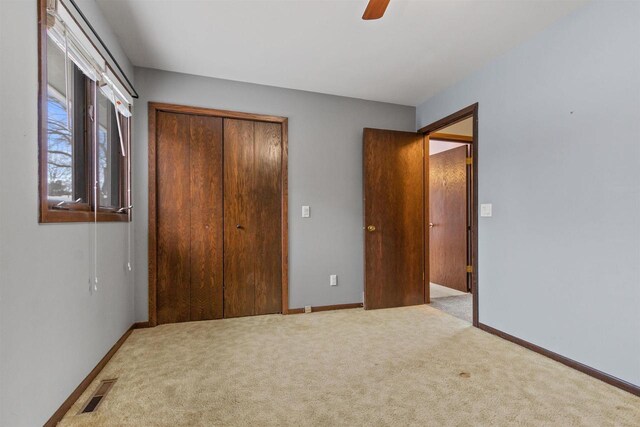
<box><xmin>47</xmin><ymin>0</ymin><xmax>133</xmax><ymax>116</ymax></box>
<box><xmin>99</xmin><ymin>69</ymin><xmax>133</xmax><ymax>118</ymax></box>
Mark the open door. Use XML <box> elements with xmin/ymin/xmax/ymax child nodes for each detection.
<box><xmin>363</xmin><ymin>128</ymin><xmax>424</xmax><ymax>309</ymax></box>
<box><xmin>429</xmin><ymin>145</ymin><xmax>469</xmax><ymax>293</ymax></box>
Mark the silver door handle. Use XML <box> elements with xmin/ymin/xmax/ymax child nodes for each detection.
<box><xmin>429</xmin><ymin>223</ymin><xmax>434</xmax><ymax>228</ymax></box>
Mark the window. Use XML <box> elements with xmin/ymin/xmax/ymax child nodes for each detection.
<box><xmin>46</xmin><ymin>35</ymin><xmax>90</xmax><ymax>208</ymax></box>
<box><xmin>97</xmin><ymin>89</ymin><xmax>127</xmax><ymax>210</ymax></box>
<box><xmin>39</xmin><ymin>0</ymin><xmax>132</xmax><ymax>223</ymax></box>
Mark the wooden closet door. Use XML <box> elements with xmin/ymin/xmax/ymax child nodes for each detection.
<box><xmin>157</xmin><ymin>112</ymin><xmax>191</xmax><ymax>324</ymax></box>
<box><xmin>253</xmin><ymin>121</ymin><xmax>282</xmax><ymax>315</ymax></box>
<box><xmin>189</xmin><ymin>115</ymin><xmax>224</xmax><ymax>320</ymax></box>
<box><xmin>156</xmin><ymin>112</ymin><xmax>223</xmax><ymax>324</ymax></box>
<box><xmin>224</xmin><ymin>119</ymin><xmax>282</xmax><ymax>317</ymax></box>
<box><xmin>223</xmin><ymin>119</ymin><xmax>255</xmax><ymax>318</ymax></box>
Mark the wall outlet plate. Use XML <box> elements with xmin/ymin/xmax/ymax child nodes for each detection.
<box><xmin>480</xmin><ymin>203</ymin><xmax>493</xmax><ymax>217</ymax></box>
<box><xmin>330</xmin><ymin>274</ymin><xmax>337</xmax><ymax>286</ymax></box>
<box><xmin>302</xmin><ymin>206</ymin><xmax>310</xmax><ymax>218</ymax></box>
<box><xmin>304</xmin><ymin>305</ymin><xmax>312</xmax><ymax>313</ymax></box>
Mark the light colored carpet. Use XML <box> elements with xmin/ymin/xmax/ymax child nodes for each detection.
<box><xmin>59</xmin><ymin>306</ymin><xmax>640</xmax><ymax>426</ymax></box>
<box><xmin>430</xmin><ymin>282</ymin><xmax>467</xmax><ymax>298</ymax></box>
<box><xmin>430</xmin><ymin>294</ymin><xmax>473</xmax><ymax>323</ymax></box>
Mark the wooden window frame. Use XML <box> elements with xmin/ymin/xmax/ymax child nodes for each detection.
<box><xmin>38</xmin><ymin>0</ymin><xmax>130</xmax><ymax>224</ymax></box>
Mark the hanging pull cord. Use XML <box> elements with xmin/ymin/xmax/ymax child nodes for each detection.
<box><xmin>117</xmin><ymin>204</ymin><xmax>134</xmax><ymax>269</ymax></box>
<box><xmin>63</xmin><ymin>26</ymin><xmax>72</xmax><ymax>131</ymax></box>
<box><xmin>106</xmin><ymin>82</ymin><xmax>130</xmax><ymax>272</ymax></box>
<box><xmin>126</xmin><ymin>215</ymin><xmax>132</xmax><ymax>272</ymax></box>
<box><xmin>92</xmin><ymin>83</ymin><xmax>99</xmax><ymax>292</ymax></box>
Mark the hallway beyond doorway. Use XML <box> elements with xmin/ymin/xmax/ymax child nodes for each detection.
<box><xmin>430</xmin><ymin>282</ymin><xmax>472</xmax><ymax>323</ymax></box>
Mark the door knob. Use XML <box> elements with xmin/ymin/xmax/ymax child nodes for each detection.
<box><xmin>429</xmin><ymin>223</ymin><xmax>434</xmax><ymax>228</ymax></box>
<box><xmin>236</xmin><ymin>224</ymin><xmax>242</xmax><ymax>229</ymax></box>
<box><xmin>367</xmin><ymin>225</ymin><xmax>376</xmax><ymax>232</ymax></box>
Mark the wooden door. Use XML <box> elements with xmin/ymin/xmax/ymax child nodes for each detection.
<box><xmin>224</xmin><ymin>119</ymin><xmax>282</xmax><ymax>317</ymax></box>
<box><xmin>363</xmin><ymin>128</ymin><xmax>424</xmax><ymax>309</ymax></box>
<box><xmin>156</xmin><ymin>112</ymin><xmax>223</xmax><ymax>324</ymax></box>
<box><xmin>189</xmin><ymin>116</ymin><xmax>224</xmax><ymax>320</ymax></box>
<box><xmin>429</xmin><ymin>145</ymin><xmax>468</xmax><ymax>292</ymax></box>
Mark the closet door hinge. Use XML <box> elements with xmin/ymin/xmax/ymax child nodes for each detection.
<box><xmin>466</xmin><ymin>157</ymin><xmax>473</xmax><ymax>165</ymax></box>
<box><xmin>466</xmin><ymin>265</ymin><xmax>473</xmax><ymax>273</ymax></box>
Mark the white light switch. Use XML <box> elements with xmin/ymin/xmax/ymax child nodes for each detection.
<box><xmin>302</xmin><ymin>206</ymin><xmax>310</xmax><ymax>218</ymax></box>
<box><xmin>481</xmin><ymin>203</ymin><xmax>493</xmax><ymax>217</ymax></box>
<box><xmin>330</xmin><ymin>275</ymin><xmax>338</xmax><ymax>286</ymax></box>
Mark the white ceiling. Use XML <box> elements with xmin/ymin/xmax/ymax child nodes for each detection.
<box><xmin>96</xmin><ymin>0</ymin><xmax>585</xmax><ymax>106</ymax></box>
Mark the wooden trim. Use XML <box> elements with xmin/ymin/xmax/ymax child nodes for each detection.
<box><xmin>423</xmin><ymin>135</ymin><xmax>430</xmax><ymax>304</ymax></box>
<box><xmin>37</xmin><ymin>0</ymin><xmax>47</xmax><ymax>223</ymax></box>
<box><xmin>478</xmin><ymin>323</ymin><xmax>640</xmax><ymax>397</ymax></box>
<box><xmin>288</xmin><ymin>302</ymin><xmax>363</xmax><ymax>314</ymax></box>
<box><xmin>148</xmin><ymin>103</ymin><xmax>158</xmax><ymax>327</ymax></box>
<box><xmin>44</xmin><ymin>324</ymin><xmax>136</xmax><ymax>426</ymax></box>
<box><xmin>429</xmin><ymin>132</ymin><xmax>473</xmax><ymax>143</ymax></box>
<box><xmin>147</xmin><ymin>102</ymin><xmax>289</xmax><ymax>324</ymax></box>
<box><xmin>281</xmin><ymin>119</ymin><xmax>290</xmax><ymax>314</ymax></box>
<box><xmin>40</xmin><ymin>210</ymin><xmax>129</xmax><ymax>223</ymax></box>
<box><xmin>471</xmin><ymin>105</ymin><xmax>479</xmax><ymax>327</ymax></box>
<box><xmin>418</xmin><ymin>104</ymin><xmax>478</xmax><ymax>135</ymax></box>
<box><xmin>148</xmin><ymin>102</ymin><xmax>287</xmax><ymax>124</ymax></box>
<box><xmin>419</xmin><ymin>103</ymin><xmax>479</xmax><ymax>327</ymax></box>
<box><xmin>132</xmin><ymin>321</ymin><xmax>150</xmax><ymax>329</ymax></box>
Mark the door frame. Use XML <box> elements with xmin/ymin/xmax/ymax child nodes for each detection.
<box><xmin>148</xmin><ymin>102</ymin><xmax>289</xmax><ymax>326</ymax></box>
<box><xmin>419</xmin><ymin>103</ymin><xmax>479</xmax><ymax>327</ymax></box>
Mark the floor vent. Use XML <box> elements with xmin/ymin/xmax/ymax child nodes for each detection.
<box><xmin>79</xmin><ymin>379</ymin><xmax>116</xmax><ymax>414</ymax></box>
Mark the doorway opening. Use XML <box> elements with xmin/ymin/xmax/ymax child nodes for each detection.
<box><xmin>419</xmin><ymin>104</ymin><xmax>478</xmax><ymax>326</ymax></box>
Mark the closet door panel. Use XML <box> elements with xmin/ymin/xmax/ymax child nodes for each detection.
<box><xmin>223</xmin><ymin>119</ymin><xmax>256</xmax><ymax>317</ymax></box>
<box><xmin>253</xmin><ymin>121</ymin><xmax>282</xmax><ymax>315</ymax></box>
<box><xmin>157</xmin><ymin>112</ymin><xmax>191</xmax><ymax>324</ymax></box>
<box><xmin>190</xmin><ymin>115</ymin><xmax>224</xmax><ymax>320</ymax></box>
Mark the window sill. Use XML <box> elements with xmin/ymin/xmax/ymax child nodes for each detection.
<box><xmin>39</xmin><ymin>207</ymin><xmax>129</xmax><ymax>223</ymax></box>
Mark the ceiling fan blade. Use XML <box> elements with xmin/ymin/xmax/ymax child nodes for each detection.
<box><xmin>362</xmin><ymin>0</ymin><xmax>390</xmax><ymax>20</ymax></box>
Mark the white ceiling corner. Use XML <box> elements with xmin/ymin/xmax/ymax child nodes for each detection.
<box><xmin>96</xmin><ymin>0</ymin><xmax>586</xmax><ymax>106</ymax></box>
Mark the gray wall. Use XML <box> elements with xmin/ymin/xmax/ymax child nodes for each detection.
<box><xmin>417</xmin><ymin>1</ymin><xmax>640</xmax><ymax>386</ymax></box>
<box><xmin>132</xmin><ymin>68</ymin><xmax>415</xmax><ymax>320</ymax></box>
<box><xmin>0</xmin><ymin>1</ymin><xmax>135</xmax><ymax>425</ymax></box>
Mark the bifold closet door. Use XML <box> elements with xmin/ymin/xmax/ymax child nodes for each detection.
<box><xmin>156</xmin><ymin>112</ymin><xmax>223</xmax><ymax>324</ymax></box>
<box><xmin>224</xmin><ymin>119</ymin><xmax>282</xmax><ymax>318</ymax></box>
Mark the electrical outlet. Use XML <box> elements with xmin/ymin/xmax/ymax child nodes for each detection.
<box><xmin>302</xmin><ymin>206</ymin><xmax>310</xmax><ymax>218</ymax></box>
<box><xmin>304</xmin><ymin>305</ymin><xmax>312</xmax><ymax>313</ymax></box>
<box><xmin>330</xmin><ymin>274</ymin><xmax>337</xmax><ymax>286</ymax></box>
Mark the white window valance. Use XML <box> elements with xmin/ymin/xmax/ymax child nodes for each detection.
<box><xmin>46</xmin><ymin>0</ymin><xmax>133</xmax><ymax>115</ymax></box>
